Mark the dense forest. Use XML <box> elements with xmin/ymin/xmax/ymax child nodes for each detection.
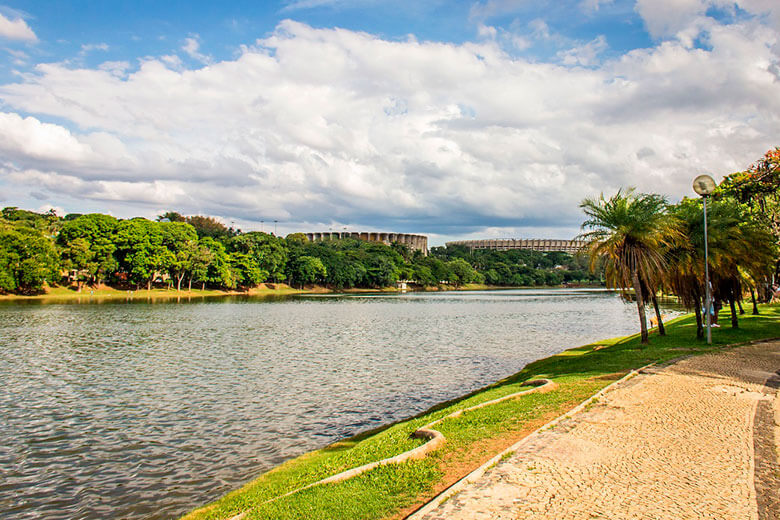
<box><xmin>0</xmin><ymin>208</ymin><xmax>599</xmax><ymax>295</ymax></box>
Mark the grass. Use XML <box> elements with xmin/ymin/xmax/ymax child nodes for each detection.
<box><xmin>0</xmin><ymin>284</ymin><xmax>308</xmax><ymax>303</ymax></box>
<box><xmin>181</xmin><ymin>303</ymin><xmax>780</xmax><ymax>520</ymax></box>
<box><xmin>0</xmin><ymin>281</ymin><xmax>503</xmax><ymax>303</ymax></box>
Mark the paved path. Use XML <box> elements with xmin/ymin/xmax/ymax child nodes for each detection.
<box><xmin>411</xmin><ymin>342</ymin><xmax>780</xmax><ymax>520</ymax></box>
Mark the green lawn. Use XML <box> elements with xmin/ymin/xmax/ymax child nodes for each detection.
<box><xmin>182</xmin><ymin>304</ymin><xmax>780</xmax><ymax>520</ymax></box>
<box><xmin>0</xmin><ymin>284</ymin><xmax>304</xmax><ymax>302</ymax></box>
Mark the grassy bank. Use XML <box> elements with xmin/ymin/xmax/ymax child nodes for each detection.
<box><xmin>0</xmin><ymin>282</ymin><xmax>544</xmax><ymax>303</ymax></box>
<box><xmin>182</xmin><ymin>304</ymin><xmax>780</xmax><ymax>520</ymax></box>
<box><xmin>0</xmin><ymin>284</ymin><xmax>306</xmax><ymax>303</ymax></box>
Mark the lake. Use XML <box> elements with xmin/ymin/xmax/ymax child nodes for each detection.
<box><xmin>0</xmin><ymin>289</ymin><xmax>678</xmax><ymax>519</ymax></box>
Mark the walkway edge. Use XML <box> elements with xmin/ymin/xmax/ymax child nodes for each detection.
<box><xmin>405</xmin><ymin>363</ymin><xmax>654</xmax><ymax>520</ymax></box>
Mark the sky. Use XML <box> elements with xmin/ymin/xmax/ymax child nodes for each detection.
<box><xmin>0</xmin><ymin>1</ymin><xmax>779</xmax><ymax>245</ymax></box>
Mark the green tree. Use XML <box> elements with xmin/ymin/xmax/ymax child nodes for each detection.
<box><xmin>186</xmin><ymin>215</ymin><xmax>235</xmax><ymax>240</ymax></box>
<box><xmin>114</xmin><ymin>219</ymin><xmax>172</xmax><ymax>290</ymax></box>
<box><xmin>229</xmin><ymin>232</ymin><xmax>287</xmax><ymax>282</ymax></box>
<box><xmin>290</xmin><ymin>255</ymin><xmax>327</xmax><ymax>288</ymax></box>
<box><xmin>60</xmin><ymin>237</ymin><xmax>93</xmax><ymax>291</ymax></box>
<box><xmin>447</xmin><ymin>258</ymin><xmax>477</xmax><ymax>286</ymax></box>
<box><xmin>201</xmin><ymin>237</ymin><xmax>232</xmax><ymax>289</ymax></box>
<box><xmin>0</xmin><ymin>227</ymin><xmax>59</xmax><ymax>294</ymax></box>
<box><xmin>580</xmin><ymin>189</ymin><xmax>680</xmax><ymax>344</ymax></box>
<box><xmin>719</xmin><ymin>147</ymin><xmax>780</xmax><ymax>301</ymax></box>
<box><xmin>157</xmin><ymin>211</ymin><xmax>186</xmax><ymax>222</ymax></box>
<box><xmin>161</xmin><ymin>222</ymin><xmax>199</xmax><ymax>291</ymax></box>
<box><xmin>58</xmin><ymin>214</ymin><xmax>119</xmax><ymax>285</ymax></box>
<box><xmin>228</xmin><ymin>251</ymin><xmax>268</xmax><ymax>287</ymax></box>
<box><xmin>668</xmin><ymin>198</ymin><xmax>775</xmax><ymax>335</ymax></box>
<box><xmin>366</xmin><ymin>255</ymin><xmax>398</xmax><ymax>287</ymax></box>
<box><xmin>2</xmin><ymin>207</ymin><xmax>60</xmax><ymax>234</ymax></box>
<box><xmin>186</xmin><ymin>242</ymin><xmax>214</xmax><ymax>291</ymax></box>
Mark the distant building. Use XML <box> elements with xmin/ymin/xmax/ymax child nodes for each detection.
<box><xmin>445</xmin><ymin>238</ymin><xmax>585</xmax><ymax>254</ymax></box>
<box><xmin>304</xmin><ymin>231</ymin><xmax>428</xmax><ymax>255</ymax></box>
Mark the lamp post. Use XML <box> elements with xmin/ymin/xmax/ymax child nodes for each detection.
<box><xmin>693</xmin><ymin>174</ymin><xmax>717</xmax><ymax>344</ymax></box>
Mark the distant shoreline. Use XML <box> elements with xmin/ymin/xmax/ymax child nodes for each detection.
<box><xmin>0</xmin><ymin>283</ymin><xmax>603</xmax><ymax>303</ymax></box>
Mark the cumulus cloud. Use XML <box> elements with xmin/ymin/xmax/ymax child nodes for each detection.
<box><xmin>0</xmin><ymin>17</ymin><xmax>778</xmax><ymax>240</ymax></box>
<box><xmin>0</xmin><ymin>12</ymin><xmax>37</xmax><ymax>42</ymax></box>
<box><xmin>635</xmin><ymin>0</ymin><xmax>780</xmax><ymax>39</ymax></box>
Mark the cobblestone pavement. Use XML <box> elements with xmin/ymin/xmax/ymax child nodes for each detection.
<box><xmin>412</xmin><ymin>342</ymin><xmax>780</xmax><ymax>520</ymax></box>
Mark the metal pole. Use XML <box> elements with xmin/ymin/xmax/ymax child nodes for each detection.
<box><xmin>703</xmin><ymin>196</ymin><xmax>711</xmax><ymax>344</ymax></box>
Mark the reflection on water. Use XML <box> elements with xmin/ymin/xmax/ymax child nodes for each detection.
<box><xmin>0</xmin><ymin>289</ymin><xmax>680</xmax><ymax>519</ymax></box>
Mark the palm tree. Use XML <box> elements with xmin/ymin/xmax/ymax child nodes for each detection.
<box><xmin>667</xmin><ymin>197</ymin><xmax>775</xmax><ymax>334</ymax></box>
<box><xmin>580</xmin><ymin>189</ymin><xmax>680</xmax><ymax>344</ymax></box>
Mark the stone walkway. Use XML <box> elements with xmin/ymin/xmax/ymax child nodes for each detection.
<box><xmin>410</xmin><ymin>342</ymin><xmax>780</xmax><ymax>520</ymax></box>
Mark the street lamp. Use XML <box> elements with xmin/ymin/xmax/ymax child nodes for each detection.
<box><xmin>693</xmin><ymin>174</ymin><xmax>717</xmax><ymax>344</ymax></box>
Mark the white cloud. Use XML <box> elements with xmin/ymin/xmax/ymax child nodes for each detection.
<box><xmin>635</xmin><ymin>0</ymin><xmax>780</xmax><ymax>39</ymax></box>
<box><xmin>0</xmin><ymin>12</ymin><xmax>37</xmax><ymax>42</ymax></box>
<box><xmin>0</xmin><ymin>112</ymin><xmax>90</xmax><ymax>162</ymax></box>
<box><xmin>0</xmin><ymin>18</ymin><xmax>778</xmax><ymax>239</ymax></box>
<box><xmin>580</xmin><ymin>0</ymin><xmax>614</xmax><ymax>12</ymax></box>
<box><xmin>81</xmin><ymin>42</ymin><xmax>109</xmax><ymax>53</ymax></box>
<box><xmin>5</xmin><ymin>48</ymin><xmax>28</xmax><ymax>59</ymax></box>
<box><xmin>469</xmin><ymin>0</ymin><xmax>534</xmax><ymax>22</ymax></box>
<box><xmin>283</xmin><ymin>0</ymin><xmax>353</xmax><ymax>10</ymax></box>
<box><xmin>558</xmin><ymin>35</ymin><xmax>608</xmax><ymax>66</ymax></box>
<box><xmin>99</xmin><ymin>60</ymin><xmax>131</xmax><ymax>78</ymax></box>
<box><xmin>181</xmin><ymin>36</ymin><xmax>212</xmax><ymax>64</ymax></box>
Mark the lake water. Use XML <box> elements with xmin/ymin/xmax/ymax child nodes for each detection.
<box><xmin>0</xmin><ymin>289</ymin><xmax>678</xmax><ymax>519</ymax></box>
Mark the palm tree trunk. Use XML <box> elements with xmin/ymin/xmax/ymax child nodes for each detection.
<box><xmin>728</xmin><ymin>295</ymin><xmax>738</xmax><ymax>329</ymax></box>
<box><xmin>651</xmin><ymin>294</ymin><xmax>665</xmax><ymax>336</ymax></box>
<box><xmin>694</xmin><ymin>297</ymin><xmax>703</xmax><ymax>339</ymax></box>
<box><xmin>751</xmin><ymin>289</ymin><xmax>759</xmax><ymax>315</ymax></box>
<box><xmin>632</xmin><ymin>270</ymin><xmax>649</xmax><ymax>344</ymax></box>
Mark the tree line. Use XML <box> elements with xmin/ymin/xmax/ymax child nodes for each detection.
<box><xmin>580</xmin><ymin>147</ymin><xmax>780</xmax><ymax>343</ymax></box>
<box><xmin>0</xmin><ymin>209</ymin><xmax>597</xmax><ymax>295</ymax></box>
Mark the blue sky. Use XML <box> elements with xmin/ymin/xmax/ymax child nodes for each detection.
<box><xmin>2</xmin><ymin>0</ymin><xmax>655</xmax><ymax>80</ymax></box>
<box><xmin>1</xmin><ymin>1</ymin><xmax>779</xmax><ymax>243</ymax></box>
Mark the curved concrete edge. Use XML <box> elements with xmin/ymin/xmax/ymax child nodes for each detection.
<box><xmin>442</xmin><ymin>379</ymin><xmax>558</xmax><ymax>422</ymax></box>
<box><xmin>314</xmin><ymin>378</ymin><xmax>556</xmax><ymax>487</ymax></box>
<box><xmin>224</xmin><ymin>378</ymin><xmax>557</xmax><ymax>519</ymax></box>
<box><xmin>319</xmin><ymin>429</ymin><xmax>447</xmax><ymax>485</ymax></box>
<box><xmin>405</xmin><ymin>366</ymin><xmax>653</xmax><ymax>520</ymax></box>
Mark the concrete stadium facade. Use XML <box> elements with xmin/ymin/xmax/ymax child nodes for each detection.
<box><xmin>305</xmin><ymin>231</ymin><xmax>428</xmax><ymax>255</ymax></box>
<box><xmin>445</xmin><ymin>238</ymin><xmax>585</xmax><ymax>254</ymax></box>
